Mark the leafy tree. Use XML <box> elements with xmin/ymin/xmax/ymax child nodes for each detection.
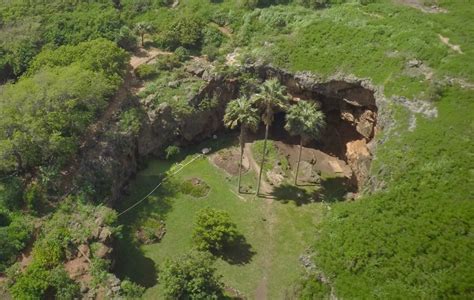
<box><xmin>163</xmin><ymin>16</ymin><xmax>203</xmax><ymax>49</ymax></box>
<box><xmin>41</xmin><ymin>3</ymin><xmax>124</xmax><ymax>46</ymax></box>
<box><xmin>251</xmin><ymin>78</ymin><xmax>289</xmax><ymax>195</ymax></box>
<box><xmin>160</xmin><ymin>250</ymin><xmax>223</xmax><ymax>299</ymax></box>
<box><xmin>27</xmin><ymin>38</ymin><xmax>128</xmax><ymax>83</ymax></box>
<box><xmin>285</xmin><ymin>101</ymin><xmax>325</xmax><ymax>185</ymax></box>
<box><xmin>134</xmin><ymin>22</ymin><xmax>153</xmax><ymax>47</ymax></box>
<box><xmin>0</xmin><ymin>176</ymin><xmax>24</xmax><ymax>210</ymax></box>
<box><xmin>0</xmin><ymin>65</ymin><xmax>115</xmax><ymax>173</ymax></box>
<box><xmin>192</xmin><ymin>208</ymin><xmax>239</xmax><ymax>252</ymax></box>
<box><xmin>9</xmin><ymin>264</ymin><xmax>79</xmax><ymax>299</ymax></box>
<box><xmin>224</xmin><ymin>97</ymin><xmax>260</xmax><ymax>192</ymax></box>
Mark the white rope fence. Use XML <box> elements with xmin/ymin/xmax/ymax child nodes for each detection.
<box><xmin>117</xmin><ymin>154</ymin><xmax>203</xmax><ymax>217</ymax></box>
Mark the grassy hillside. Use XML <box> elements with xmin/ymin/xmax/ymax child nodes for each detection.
<box><xmin>0</xmin><ymin>0</ymin><xmax>472</xmax><ymax>298</ymax></box>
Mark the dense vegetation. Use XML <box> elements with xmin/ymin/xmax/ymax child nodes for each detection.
<box><xmin>0</xmin><ymin>0</ymin><xmax>472</xmax><ymax>299</ymax></box>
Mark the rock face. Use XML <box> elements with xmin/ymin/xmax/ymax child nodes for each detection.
<box><xmin>245</xmin><ymin>63</ymin><xmax>383</xmax><ymax>189</ymax></box>
<box><xmin>74</xmin><ymin>62</ymin><xmax>383</xmax><ymax>205</ymax></box>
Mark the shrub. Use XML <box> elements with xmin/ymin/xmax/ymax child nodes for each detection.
<box><xmin>165</xmin><ymin>145</ymin><xmax>181</xmax><ymax>160</ymax></box>
<box><xmin>0</xmin><ymin>215</ymin><xmax>33</xmax><ymax>272</ymax></box>
<box><xmin>155</xmin><ymin>55</ymin><xmax>182</xmax><ymax>71</ymax></box>
<box><xmin>119</xmin><ymin>108</ymin><xmax>143</xmax><ymax>135</ymax></box>
<box><xmin>135</xmin><ymin>64</ymin><xmax>157</xmax><ymax>80</ymax></box>
<box><xmin>163</xmin><ymin>16</ymin><xmax>204</xmax><ymax>49</ymax></box>
<box><xmin>179</xmin><ymin>178</ymin><xmax>210</xmax><ymax>198</ymax></box>
<box><xmin>9</xmin><ymin>264</ymin><xmax>79</xmax><ymax>299</ymax></box>
<box><xmin>160</xmin><ymin>250</ymin><xmax>223</xmax><ymax>299</ymax></box>
<box><xmin>192</xmin><ymin>208</ymin><xmax>239</xmax><ymax>252</ymax></box>
<box><xmin>24</xmin><ymin>182</ymin><xmax>46</xmax><ymax>214</ymax></box>
<box><xmin>202</xmin><ymin>45</ymin><xmax>220</xmax><ymax>61</ymax></box>
<box><xmin>120</xmin><ymin>280</ymin><xmax>145</xmax><ymax>299</ymax></box>
<box><xmin>174</xmin><ymin>46</ymin><xmax>190</xmax><ymax>62</ymax></box>
<box><xmin>0</xmin><ymin>176</ymin><xmax>24</xmax><ymax>210</ymax></box>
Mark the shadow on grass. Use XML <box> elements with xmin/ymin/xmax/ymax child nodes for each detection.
<box><xmin>113</xmin><ymin>235</ymin><xmax>158</xmax><ymax>288</ymax></box>
<box><xmin>218</xmin><ymin>235</ymin><xmax>255</xmax><ymax>265</ymax></box>
<box><xmin>113</xmin><ymin>174</ymin><xmax>177</xmax><ymax>287</ymax></box>
<box><xmin>320</xmin><ymin>177</ymin><xmax>354</xmax><ymax>202</ymax></box>
<box><xmin>271</xmin><ymin>184</ymin><xmax>314</xmax><ymax>206</ymax></box>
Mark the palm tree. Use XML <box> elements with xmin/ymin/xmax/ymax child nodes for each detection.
<box><xmin>224</xmin><ymin>97</ymin><xmax>259</xmax><ymax>193</ymax></box>
<box><xmin>285</xmin><ymin>101</ymin><xmax>325</xmax><ymax>185</ymax></box>
<box><xmin>134</xmin><ymin>22</ymin><xmax>153</xmax><ymax>47</ymax></box>
<box><xmin>252</xmin><ymin>78</ymin><xmax>289</xmax><ymax>195</ymax></box>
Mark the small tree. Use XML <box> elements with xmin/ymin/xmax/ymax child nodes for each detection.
<box><xmin>252</xmin><ymin>78</ymin><xmax>289</xmax><ymax>195</ymax></box>
<box><xmin>285</xmin><ymin>101</ymin><xmax>325</xmax><ymax>185</ymax></box>
<box><xmin>224</xmin><ymin>97</ymin><xmax>259</xmax><ymax>193</ymax></box>
<box><xmin>160</xmin><ymin>250</ymin><xmax>223</xmax><ymax>299</ymax></box>
<box><xmin>134</xmin><ymin>22</ymin><xmax>153</xmax><ymax>47</ymax></box>
<box><xmin>192</xmin><ymin>208</ymin><xmax>239</xmax><ymax>252</ymax></box>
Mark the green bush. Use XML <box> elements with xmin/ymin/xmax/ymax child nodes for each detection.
<box><xmin>0</xmin><ymin>176</ymin><xmax>24</xmax><ymax>210</ymax></box>
<box><xmin>165</xmin><ymin>145</ymin><xmax>181</xmax><ymax>160</ymax></box>
<box><xmin>135</xmin><ymin>64</ymin><xmax>158</xmax><ymax>80</ymax></box>
<box><xmin>160</xmin><ymin>250</ymin><xmax>224</xmax><ymax>299</ymax></box>
<box><xmin>0</xmin><ymin>214</ymin><xmax>33</xmax><ymax>272</ymax></box>
<box><xmin>10</xmin><ymin>264</ymin><xmax>79</xmax><ymax>300</ymax></box>
<box><xmin>163</xmin><ymin>16</ymin><xmax>204</xmax><ymax>49</ymax></box>
<box><xmin>192</xmin><ymin>208</ymin><xmax>239</xmax><ymax>252</ymax></box>
<box><xmin>175</xmin><ymin>46</ymin><xmax>190</xmax><ymax>62</ymax></box>
<box><xmin>119</xmin><ymin>108</ymin><xmax>143</xmax><ymax>135</ymax></box>
<box><xmin>155</xmin><ymin>55</ymin><xmax>182</xmax><ymax>71</ymax></box>
<box><xmin>24</xmin><ymin>182</ymin><xmax>46</xmax><ymax>214</ymax></box>
<box><xmin>120</xmin><ymin>279</ymin><xmax>145</xmax><ymax>299</ymax></box>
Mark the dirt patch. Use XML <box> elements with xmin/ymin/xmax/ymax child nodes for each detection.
<box><xmin>274</xmin><ymin>141</ymin><xmax>352</xmax><ymax>180</ymax></box>
<box><xmin>211</xmin><ymin>147</ymin><xmax>249</xmax><ymax>176</ymax></box>
<box><xmin>394</xmin><ymin>0</ymin><xmax>448</xmax><ymax>13</ymax></box>
<box><xmin>64</xmin><ymin>256</ymin><xmax>91</xmax><ymax>282</ymax></box>
<box><xmin>136</xmin><ymin>224</ymin><xmax>166</xmax><ymax>245</ymax></box>
<box><xmin>255</xmin><ymin>277</ymin><xmax>268</xmax><ymax>300</ymax></box>
<box><xmin>438</xmin><ymin>34</ymin><xmax>463</xmax><ymax>54</ymax></box>
<box><xmin>130</xmin><ymin>47</ymin><xmax>173</xmax><ymax>69</ymax></box>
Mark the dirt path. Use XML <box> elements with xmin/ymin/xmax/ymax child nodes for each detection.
<box><xmin>254</xmin><ymin>184</ymin><xmax>278</xmax><ymax>300</ymax></box>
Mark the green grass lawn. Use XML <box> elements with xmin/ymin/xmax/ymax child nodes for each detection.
<box><xmin>114</xmin><ymin>139</ymin><xmax>325</xmax><ymax>299</ymax></box>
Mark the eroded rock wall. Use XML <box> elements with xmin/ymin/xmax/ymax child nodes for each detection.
<box><xmin>74</xmin><ymin>62</ymin><xmax>385</xmax><ymax>205</ymax></box>
<box><xmin>245</xmin><ymin>64</ymin><xmax>385</xmax><ymax>189</ymax></box>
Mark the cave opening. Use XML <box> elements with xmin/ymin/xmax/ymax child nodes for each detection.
<box><xmin>246</xmin><ymin>77</ymin><xmax>379</xmax><ymax>193</ymax></box>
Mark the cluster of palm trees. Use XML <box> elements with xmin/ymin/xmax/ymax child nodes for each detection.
<box><xmin>224</xmin><ymin>78</ymin><xmax>326</xmax><ymax>196</ymax></box>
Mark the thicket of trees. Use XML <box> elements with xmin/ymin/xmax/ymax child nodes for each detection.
<box><xmin>0</xmin><ymin>39</ymin><xmax>127</xmax><ymax>175</ymax></box>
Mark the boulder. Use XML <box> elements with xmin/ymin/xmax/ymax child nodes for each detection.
<box><xmin>78</xmin><ymin>244</ymin><xmax>90</xmax><ymax>258</ymax></box>
<box><xmin>346</xmin><ymin>139</ymin><xmax>372</xmax><ymax>187</ymax></box>
<box><xmin>98</xmin><ymin>228</ymin><xmax>112</xmax><ymax>243</ymax></box>
<box><xmin>356</xmin><ymin>110</ymin><xmax>376</xmax><ymax>139</ymax></box>
<box><xmin>95</xmin><ymin>243</ymin><xmax>112</xmax><ymax>258</ymax></box>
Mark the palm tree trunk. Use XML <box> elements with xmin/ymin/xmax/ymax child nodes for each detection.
<box><xmin>295</xmin><ymin>137</ymin><xmax>303</xmax><ymax>185</ymax></box>
<box><xmin>256</xmin><ymin>124</ymin><xmax>269</xmax><ymax>196</ymax></box>
<box><xmin>238</xmin><ymin>126</ymin><xmax>245</xmax><ymax>193</ymax></box>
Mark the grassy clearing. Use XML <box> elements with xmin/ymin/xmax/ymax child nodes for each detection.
<box><xmin>114</xmin><ymin>138</ymin><xmax>324</xmax><ymax>299</ymax></box>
